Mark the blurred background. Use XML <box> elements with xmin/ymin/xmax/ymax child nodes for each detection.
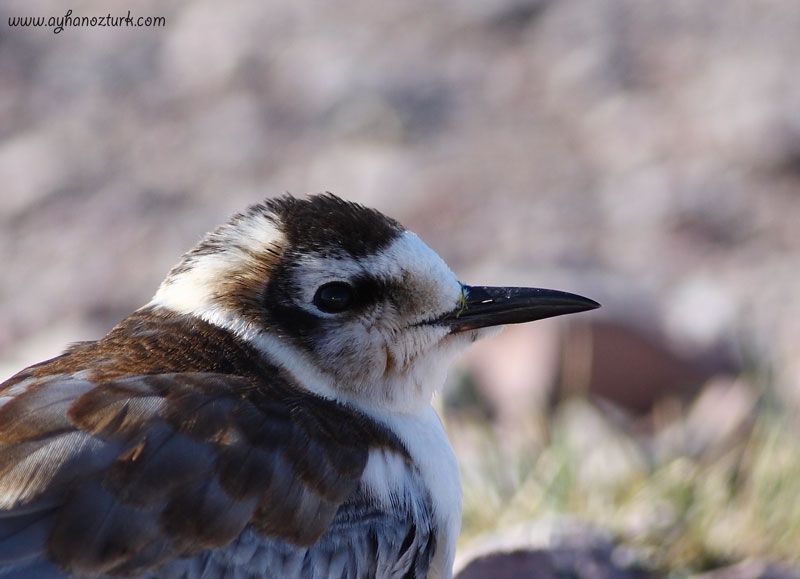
<box><xmin>2</xmin><ymin>1</ymin><xmax>800</xmax><ymax>577</ymax></box>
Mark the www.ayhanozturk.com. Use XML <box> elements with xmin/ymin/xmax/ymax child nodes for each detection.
<box><xmin>8</xmin><ymin>9</ymin><xmax>166</xmax><ymax>34</ymax></box>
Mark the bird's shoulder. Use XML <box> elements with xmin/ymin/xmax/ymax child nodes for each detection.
<box><xmin>0</xmin><ymin>309</ymin><xmax>408</xmax><ymax>577</ymax></box>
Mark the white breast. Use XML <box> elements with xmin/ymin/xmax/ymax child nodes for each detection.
<box><xmin>362</xmin><ymin>405</ymin><xmax>461</xmax><ymax>579</ymax></box>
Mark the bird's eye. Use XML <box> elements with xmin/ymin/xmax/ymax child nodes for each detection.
<box><xmin>313</xmin><ymin>282</ymin><xmax>354</xmax><ymax>314</ymax></box>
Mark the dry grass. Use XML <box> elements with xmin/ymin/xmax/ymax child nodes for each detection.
<box><xmin>449</xmin><ymin>370</ymin><xmax>800</xmax><ymax>574</ymax></box>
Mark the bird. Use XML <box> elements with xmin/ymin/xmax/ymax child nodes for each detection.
<box><xmin>0</xmin><ymin>193</ymin><xmax>598</xmax><ymax>579</ymax></box>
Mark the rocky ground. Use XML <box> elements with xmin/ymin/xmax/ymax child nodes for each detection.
<box><xmin>2</xmin><ymin>0</ymin><xmax>800</xmax><ymax>576</ymax></box>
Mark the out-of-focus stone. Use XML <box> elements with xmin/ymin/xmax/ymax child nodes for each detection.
<box><xmin>455</xmin><ymin>518</ymin><xmax>655</xmax><ymax>579</ymax></box>
<box><xmin>563</xmin><ymin>320</ymin><xmax>722</xmax><ymax>414</ymax></box>
<box><xmin>692</xmin><ymin>560</ymin><xmax>800</xmax><ymax>579</ymax></box>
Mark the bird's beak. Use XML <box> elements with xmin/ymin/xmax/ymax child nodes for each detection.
<box><xmin>436</xmin><ymin>285</ymin><xmax>600</xmax><ymax>333</ymax></box>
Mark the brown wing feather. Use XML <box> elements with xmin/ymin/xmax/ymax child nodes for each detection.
<box><xmin>0</xmin><ymin>369</ymin><xmax>401</xmax><ymax>577</ymax></box>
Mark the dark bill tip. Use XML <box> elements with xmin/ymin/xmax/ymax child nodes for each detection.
<box><xmin>438</xmin><ymin>285</ymin><xmax>600</xmax><ymax>333</ymax></box>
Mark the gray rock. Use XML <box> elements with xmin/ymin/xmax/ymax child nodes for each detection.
<box><xmin>455</xmin><ymin>519</ymin><xmax>656</xmax><ymax>579</ymax></box>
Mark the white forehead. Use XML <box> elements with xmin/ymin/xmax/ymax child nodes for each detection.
<box><xmin>294</xmin><ymin>231</ymin><xmax>463</xmax><ymax>318</ymax></box>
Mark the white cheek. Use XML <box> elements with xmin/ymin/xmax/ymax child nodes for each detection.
<box><xmin>318</xmin><ymin>323</ymin><xmax>389</xmax><ymax>378</ymax></box>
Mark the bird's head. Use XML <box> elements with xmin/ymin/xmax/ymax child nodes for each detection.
<box><xmin>150</xmin><ymin>194</ymin><xmax>598</xmax><ymax>413</ymax></box>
